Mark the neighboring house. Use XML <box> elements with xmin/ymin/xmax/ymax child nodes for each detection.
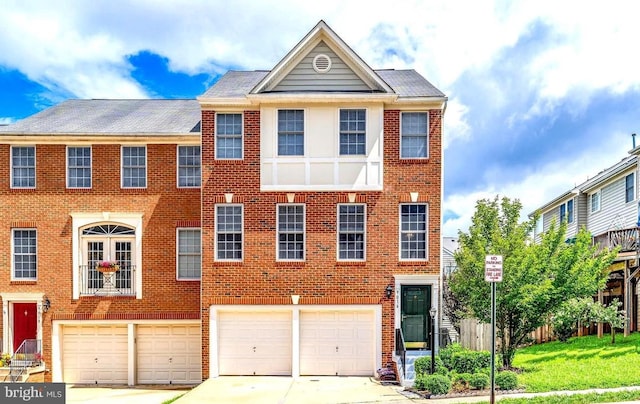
<box><xmin>441</xmin><ymin>237</ymin><xmax>460</xmax><ymax>343</ymax></box>
<box><xmin>531</xmin><ymin>142</ymin><xmax>640</xmax><ymax>335</ymax></box>
<box><xmin>0</xmin><ymin>100</ymin><xmax>203</xmax><ymax>384</ymax></box>
<box><xmin>0</xmin><ymin>21</ymin><xmax>446</xmax><ymax>386</ymax></box>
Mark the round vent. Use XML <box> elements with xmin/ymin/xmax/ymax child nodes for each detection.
<box><xmin>312</xmin><ymin>54</ymin><xmax>332</xmax><ymax>73</ymax></box>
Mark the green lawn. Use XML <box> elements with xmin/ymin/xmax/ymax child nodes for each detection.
<box><xmin>513</xmin><ymin>332</ymin><xmax>640</xmax><ymax>392</ymax></box>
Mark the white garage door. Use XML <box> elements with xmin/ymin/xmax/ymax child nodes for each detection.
<box><xmin>62</xmin><ymin>325</ymin><xmax>128</xmax><ymax>384</ymax></box>
<box><xmin>137</xmin><ymin>324</ymin><xmax>202</xmax><ymax>384</ymax></box>
<box><xmin>218</xmin><ymin>311</ymin><xmax>292</xmax><ymax>375</ymax></box>
<box><xmin>300</xmin><ymin>310</ymin><xmax>375</xmax><ymax>376</ymax></box>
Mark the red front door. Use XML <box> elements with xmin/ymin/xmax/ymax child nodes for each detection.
<box><xmin>13</xmin><ymin>303</ymin><xmax>37</xmax><ymax>351</ymax></box>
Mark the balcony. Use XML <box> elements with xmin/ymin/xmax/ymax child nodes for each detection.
<box><xmin>593</xmin><ymin>228</ymin><xmax>638</xmax><ymax>253</ymax></box>
<box><xmin>79</xmin><ymin>264</ymin><xmax>137</xmax><ymax>296</ymax></box>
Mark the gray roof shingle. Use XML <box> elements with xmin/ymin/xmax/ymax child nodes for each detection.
<box><xmin>0</xmin><ymin>99</ymin><xmax>201</xmax><ymax>135</ymax></box>
<box><xmin>199</xmin><ymin>71</ymin><xmax>268</xmax><ymax>99</ymax></box>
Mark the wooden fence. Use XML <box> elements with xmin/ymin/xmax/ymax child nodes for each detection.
<box><xmin>459</xmin><ymin>319</ymin><xmax>558</xmax><ymax>351</ymax></box>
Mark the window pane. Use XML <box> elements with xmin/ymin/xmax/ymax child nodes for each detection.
<box><xmin>122</xmin><ymin>147</ymin><xmax>146</xmax><ymax>188</ymax></box>
<box><xmin>278</xmin><ymin>205</ymin><xmax>304</xmax><ymax>260</ymax></box>
<box><xmin>338</xmin><ymin>204</ymin><xmax>365</xmax><ymax>260</ymax></box>
<box><xmin>216</xmin><ymin>114</ymin><xmax>243</xmax><ymax>159</ymax></box>
<box><xmin>178</xmin><ymin>146</ymin><xmax>201</xmax><ymax>187</ymax></box>
<box><xmin>178</xmin><ymin>229</ymin><xmax>201</xmax><ymax>278</ymax></box>
<box><xmin>13</xmin><ymin>229</ymin><xmax>37</xmax><ymax>279</ymax></box>
<box><xmin>278</xmin><ymin>110</ymin><xmax>304</xmax><ymax>156</ymax></box>
<box><xmin>216</xmin><ymin>206</ymin><xmax>243</xmax><ymax>260</ymax></box>
<box><xmin>68</xmin><ymin>147</ymin><xmax>92</xmax><ymax>188</ymax></box>
<box><xmin>401</xmin><ymin>112</ymin><xmax>428</xmax><ymax>158</ymax></box>
<box><xmin>400</xmin><ymin>204</ymin><xmax>427</xmax><ymax>260</ymax></box>
<box><xmin>339</xmin><ymin>109</ymin><xmax>366</xmax><ymax>155</ymax></box>
<box><xmin>12</xmin><ymin>146</ymin><xmax>36</xmax><ymax>188</ymax></box>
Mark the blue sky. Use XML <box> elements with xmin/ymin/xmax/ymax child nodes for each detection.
<box><xmin>2</xmin><ymin>0</ymin><xmax>639</xmax><ymax>236</ymax></box>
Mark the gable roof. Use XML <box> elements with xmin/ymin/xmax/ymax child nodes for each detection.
<box><xmin>251</xmin><ymin>20</ymin><xmax>393</xmax><ymax>95</ymax></box>
<box><xmin>0</xmin><ymin>99</ymin><xmax>201</xmax><ymax>135</ymax></box>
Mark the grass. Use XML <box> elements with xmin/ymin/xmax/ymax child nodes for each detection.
<box><xmin>162</xmin><ymin>394</ymin><xmax>185</xmax><ymax>404</ymax></box>
<box><xmin>498</xmin><ymin>390</ymin><xmax>640</xmax><ymax>404</ymax></box>
<box><xmin>512</xmin><ymin>332</ymin><xmax>640</xmax><ymax>393</ymax></box>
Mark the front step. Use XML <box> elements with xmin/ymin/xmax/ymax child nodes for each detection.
<box><xmin>398</xmin><ymin>350</ymin><xmax>430</xmax><ymax>386</ymax></box>
<box><xmin>0</xmin><ymin>364</ymin><xmax>45</xmax><ymax>383</ymax></box>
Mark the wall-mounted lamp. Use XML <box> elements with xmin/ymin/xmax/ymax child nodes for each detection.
<box><xmin>43</xmin><ymin>297</ymin><xmax>51</xmax><ymax>313</ymax></box>
<box><xmin>385</xmin><ymin>285</ymin><xmax>393</xmax><ymax>299</ymax></box>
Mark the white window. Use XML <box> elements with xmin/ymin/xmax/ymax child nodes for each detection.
<box><xmin>178</xmin><ymin>146</ymin><xmax>201</xmax><ymax>187</ymax></box>
<box><xmin>122</xmin><ymin>146</ymin><xmax>146</xmax><ymax>188</ymax></box>
<box><xmin>177</xmin><ymin>228</ymin><xmax>201</xmax><ymax>279</ymax></box>
<box><xmin>11</xmin><ymin>146</ymin><xmax>36</xmax><ymax>188</ymax></box>
<box><xmin>590</xmin><ymin>191</ymin><xmax>601</xmax><ymax>213</ymax></box>
<box><xmin>82</xmin><ymin>224</ymin><xmax>135</xmax><ymax>294</ymax></box>
<box><xmin>67</xmin><ymin>146</ymin><xmax>92</xmax><ymax>188</ymax></box>
<box><xmin>535</xmin><ymin>216</ymin><xmax>543</xmax><ymax>235</ymax></box>
<box><xmin>216</xmin><ymin>205</ymin><xmax>243</xmax><ymax>261</ymax></box>
<box><xmin>278</xmin><ymin>110</ymin><xmax>304</xmax><ymax>156</ymax></box>
<box><xmin>339</xmin><ymin>109</ymin><xmax>366</xmax><ymax>155</ymax></box>
<box><xmin>401</xmin><ymin>112</ymin><xmax>428</xmax><ymax>158</ymax></box>
<box><xmin>559</xmin><ymin>199</ymin><xmax>574</xmax><ymax>224</ymax></box>
<box><xmin>338</xmin><ymin>204</ymin><xmax>366</xmax><ymax>260</ymax></box>
<box><xmin>277</xmin><ymin>204</ymin><xmax>305</xmax><ymax>260</ymax></box>
<box><xmin>13</xmin><ymin>229</ymin><xmax>37</xmax><ymax>280</ymax></box>
<box><xmin>400</xmin><ymin>204</ymin><xmax>427</xmax><ymax>260</ymax></box>
<box><xmin>626</xmin><ymin>173</ymin><xmax>635</xmax><ymax>203</ymax></box>
<box><xmin>216</xmin><ymin>113</ymin><xmax>243</xmax><ymax>159</ymax></box>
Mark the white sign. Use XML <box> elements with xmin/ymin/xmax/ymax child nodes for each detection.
<box><xmin>485</xmin><ymin>255</ymin><xmax>503</xmax><ymax>282</ymax></box>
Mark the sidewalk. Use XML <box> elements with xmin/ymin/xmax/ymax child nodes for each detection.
<box><xmin>427</xmin><ymin>385</ymin><xmax>640</xmax><ymax>403</ymax></box>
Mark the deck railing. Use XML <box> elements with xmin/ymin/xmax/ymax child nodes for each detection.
<box><xmin>593</xmin><ymin>228</ymin><xmax>638</xmax><ymax>253</ymax></box>
<box><xmin>79</xmin><ymin>264</ymin><xmax>137</xmax><ymax>296</ymax></box>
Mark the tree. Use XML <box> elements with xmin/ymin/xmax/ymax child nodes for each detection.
<box><xmin>449</xmin><ymin>196</ymin><xmax>615</xmax><ymax>369</ymax></box>
<box><xmin>590</xmin><ymin>299</ymin><xmax>625</xmax><ymax>344</ymax></box>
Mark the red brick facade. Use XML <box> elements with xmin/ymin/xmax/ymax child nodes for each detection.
<box><xmin>200</xmin><ymin>109</ymin><xmax>441</xmax><ymax>378</ymax></box>
<box><xmin>0</xmin><ymin>143</ymin><xmax>200</xmax><ymax>381</ymax></box>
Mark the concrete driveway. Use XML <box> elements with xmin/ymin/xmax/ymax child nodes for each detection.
<box><xmin>65</xmin><ymin>385</ymin><xmax>189</xmax><ymax>404</ymax></box>
<box><xmin>173</xmin><ymin>377</ymin><xmax>410</xmax><ymax>404</ymax></box>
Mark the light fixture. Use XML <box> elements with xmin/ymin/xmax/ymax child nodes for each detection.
<box><xmin>43</xmin><ymin>297</ymin><xmax>51</xmax><ymax>313</ymax></box>
<box><xmin>430</xmin><ymin>306</ymin><xmax>437</xmax><ymax>319</ymax></box>
<box><xmin>385</xmin><ymin>285</ymin><xmax>393</xmax><ymax>298</ymax></box>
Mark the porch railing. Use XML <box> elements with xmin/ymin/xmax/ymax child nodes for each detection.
<box><xmin>593</xmin><ymin>228</ymin><xmax>638</xmax><ymax>252</ymax></box>
<box><xmin>4</xmin><ymin>339</ymin><xmax>41</xmax><ymax>382</ymax></box>
<box><xmin>395</xmin><ymin>328</ymin><xmax>406</xmax><ymax>379</ymax></box>
<box><xmin>79</xmin><ymin>264</ymin><xmax>137</xmax><ymax>296</ymax></box>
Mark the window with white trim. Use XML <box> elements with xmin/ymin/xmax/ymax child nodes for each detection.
<box><xmin>82</xmin><ymin>224</ymin><xmax>134</xmax><ymax>292</ymax></box>
<box><xmin>122</xmin><ymin>146</ymin><xmax>146</xmax><ymax>188</ymax></box>
<box><xmin>277</xmin><ymin>204</ymin><xmax>305</xmax><ymax>260</ymax></box>
<box><xmin>216</xmin><ymin>205</ymin><xmax>243</xmax><ymax>260</ymax></box>
<box><xmin>535</xmin><ymin>216</ymin><xmax>543</xmax><ymax>235</ymax></box>
<box><xmin>178</xmin><ymin>146</ymin><xmax>201</xmax><ymax>187</ymax></box>
<box><xmin>626</xmin><ymin>173</ymin><xmax>635</xmax><ymax>203</ymax></box>
<box><xmin>216</xmin><ymin>113</ymin><xmax>243</xmax><ymax>159</ymax></box>
<box><xmin>339</xmin><ymin>109</ymin><xmax>366</xmax><ymax>155</ymax></box>
<box><xmin>338</xmin><ymin>204</ymin><xmax>365</xmax><ymax>260</ymax></box>
<box><xmin>67</xmin><ymin>146</ymin><xmax>92</xmax><ymax>188</ymax></box>
<box><xmin>177</xmin><ymin>228</ymin><xmax>201</xmax><ymax>279</ymax></box>
<box><xmin>400</xmin><ymin>204</ymin><xmax>427</xmax><ymax>260</ymax></box>
<box><xmin>559</xmin><ymin>199</ymin><xmax>574</xmax><ymax>224</ymax></box>
<box><xmin>11</xmin><ymin>146</ymin><xmax>36</xmax><ymax>188</ymax></box>
<box><xmin>13</xmin><ymin>229</ymin><xmax>37</xmax><ymax>280</ymax></box>
<box><xmin>278</xmin><ymin>110</ymin><xmax>304</xmax><ymax>156</ymax></box>
<box><xmin>590</xmin><ymin>191</ymin><xmax>601</xmax><ymax>213</ymax></box>
<box><xmin>400</xmin><ymin>112</ymin><xmax>428</xmax><ymax>158</ymax></box>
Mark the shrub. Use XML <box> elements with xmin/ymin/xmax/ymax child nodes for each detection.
<box><xmin>438</xmin><ymin>343</ymin><xmax>465</xmax><ymax>370</ymax></box>
<box><xmin>414</xmin><ymin>355</ymin><xmax>447</xmax><ymax>376</ymax></box>
<box><xmin>469</xmin><ymin>373</ymin><xmax>490</xmax><ymax>390</ymax></box>
<box><xmin>495</xmin><ymin>371</ymin><xmax>518</xmax><ymax>390</ymax></box>
<box><xmin>414</xmin><ymin>374</ymin><xmax>451</xmax><ymax>395</ymax></box>
<box><xmin>450</xmin><ymin>372</ymin><xmax>472</xmax><ymax>392</ymax></box>
<box><xmin>451</xmin><ymin>350</ymin><xmax>491</xmax><ymax>374</ymax></box>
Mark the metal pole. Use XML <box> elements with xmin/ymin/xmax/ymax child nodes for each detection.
<box><xmin>490</xmin><ymin>281</ymin><xmax>496</xmax><ymax>404</ymax></box>
<box><xmin>430</xmin><ymin>313</ymin><xmax>435</xmax><ymax>374</ymax></box>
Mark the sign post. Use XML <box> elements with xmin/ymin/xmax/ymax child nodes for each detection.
<box><xmin>485</xmin><ymin>255</ymin><xmax>503</xmax><ymax>404</ymax></box>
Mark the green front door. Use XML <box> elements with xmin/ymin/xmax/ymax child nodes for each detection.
<box><xmin>401</xmin><ymin>285</ymin><xmax>431</xmax><ymax>349</ymax></box>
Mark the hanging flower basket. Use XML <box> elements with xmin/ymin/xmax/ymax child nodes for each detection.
<box><xmin>96</xmin><ymin>261</ymin><xmax>120</xmax><ymax>273</ymax></box>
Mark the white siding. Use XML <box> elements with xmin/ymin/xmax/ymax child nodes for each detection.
<box><xmin>260</xmin><ymin>105</ymin><xmax>384</xmax><ymax>191</ymax></box>
<box><xmin>587</xmin><ymin>170</ymin><xmax>637</xmax><ymax>236</ymax></box>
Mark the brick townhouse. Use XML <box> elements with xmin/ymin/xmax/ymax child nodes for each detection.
<box><xmin>0</xmin><ymin>20</ymin><xmax>446</xmax><ymax>385</ymax></box>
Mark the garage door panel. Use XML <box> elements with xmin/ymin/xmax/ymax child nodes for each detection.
<box><xmin>62</xmin><ymin>325</ymin><xmax>128</xmax><ymax>384</ymax></box>
<box><xmin>218</xmin><ymin>311</ymin><xmax>292</xmax><ymax>376</ymax></box>
<box><xmin>300</xmin><ymin>310</ymin><xmax>374</xmax><ymax>376</ymax></box>
<box><xmin>137</xmin><ymin>325</ymin><xmax>201</xmax><ymax>384</ymax></box>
